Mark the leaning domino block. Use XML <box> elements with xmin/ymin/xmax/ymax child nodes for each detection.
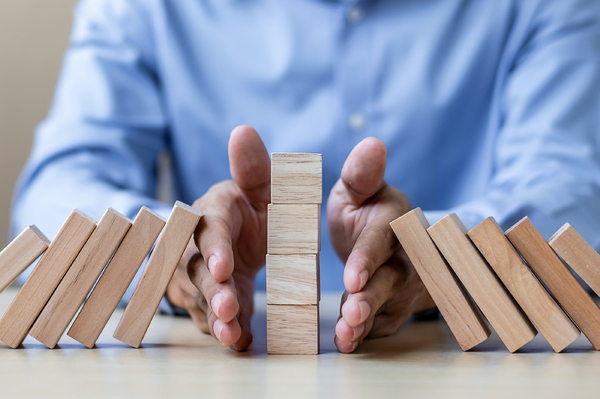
<box><xmin>506</xmin><ymin>217</ymin><xmax>600</xmax><ymax>350</ymax></box>
<box><xmin>0</xmin><ymin>225</ymin><xmax>50</xmax><ymax>293</ymax></box>
<box><xmin>469</xmin><ymin>217</ymin><xmax>579</xmax><ymax>352</ymax></box>
<box><xmin>549</xmin><ymin>223</ymin><xmax>600</xmax><ymax>298</ymax></box>
<box><xmin>29</xmin><ymin>209</ymin><xmax>132</xmax><ymax>348</ymax></box>
<box><xmin>428</xmin><ymin>214</ymin><xmax>537</xmax><ymax>353</ymax></box>
<box><xmin>390</xmin><ymin>208</ymin><xmax>491</xmax><ymax>351</ymax></box>
<box><xmin>68</xmin><ymin>206</ymin><xmax>166</xmax><ymax>348</ymax></box>
<box><xmin>113</xmin><ymin>201</ymin><xmax>202</xmax><ymax>348</ymax></box>
<box><xmin>0</xmin><ymin>210</ymin><xmax>96</xmax><ymax>348</ymax></box>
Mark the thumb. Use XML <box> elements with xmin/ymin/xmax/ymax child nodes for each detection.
<box><xmin>340</xmin><ymin>137</ymin><xmax>387</xmax><ymax>205</ymax></box>
<box><xmin>228</xmin><ymin>125</ymin><xmax>271</xmax><ymax>207</ymax></box>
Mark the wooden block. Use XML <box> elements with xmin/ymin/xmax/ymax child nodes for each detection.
<box><xmin>267</xmin><ymin>204</ymin><xmax>320</xmax><ymax>254</ymax></box>
<box><xmin>113</xmin><ymin>201</ymin><xmax>202</xmax><ymax>348</ymax></box>
<box><xmin>390</xmin><ymin>208</ymin><xmax>490</xmax><ymax>351</ymax></box>
<box><xmin>549</xmin><ymin>223</ymin><xmax>600</xmax><ymax>298</ymax></box>
<box><xmin>0</xmin><ymin>225</ymin><xmax>50</xmax><ymax>293</ymax></box>
<box><xmin>0</xmin><ymin>210</ymin><xmax>96</xmax><ymax>348</ymax></box>
<box><xmin>29</xmin><ymin>209</ymin><xmax>132</xmax><ymax>348</ymax></box>
<box><xmin>267</xmin><ymin>304</ymin><xmax>319</xmax><ymax>354</ymax></box>
<box><xmin>468</xmin><ymin>217</ymin><xmax>579</xmax><ymax>352</ymax></box>
<box><xmin>67</xmin><ymin>206</ymin><xmax>166</xmax><ymax>348</ymax></box>
<box><xmin>506</xmin><ymin>217</ymin><xmax>600</xmax><ymax>350</ymax></box>
<box><xmin>427</xmin><ymin>214</ymin><xmax>537</xmax><ymax>352</ymax></box>
<box><xmin>266</xmin><ymin>254</ymin><xmax>319</xmax><ymax>305</ymax></box>
<box><xmin>271</xmin><ymin>153</ymin><xmax>322</xmax><ymax>204</ymax></box>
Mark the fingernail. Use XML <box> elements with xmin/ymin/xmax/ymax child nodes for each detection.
<box><xmin>359</xmin><ymin>301</ymin><xmax>371</xmax><ymax>323</ymax></box>
<box><xmin>208</xmin><ymin>255</ymin><xmax>219</xmax><ymax>274</ymax></box>
<box><xmin>353</xmin><ymin>323</ymin><xmax>365</xmax><ymax>341</ymax></box>
<box><xmin>211</xmin><ymin>293</ymin><xmax>223</xmax><ymax>317</ymax></box>
<box><xmin>213</xmin><ymin>319</ymin><xmax>224</xmax><ymax>341</ymax></box>
<box><xmin>351</xmin><ymin>341</ymin><xmax>359</xmax><ymax>352</ymax></box>
<box><xmin>358</xmin><ymin>270</ymin><xmax>369</xmax><ymax>290</ymax></box>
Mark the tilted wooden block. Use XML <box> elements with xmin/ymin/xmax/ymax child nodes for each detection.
<box><xmin>267</xmin><ymin>204</ymin><xmax>320</xmax><ymax>254</ymax></box>
<box><xmin>549</xmin><ymin>223</ymin><xmax>600</xmax><ymax>298</ymax></box>
<box><xmin>0</xmin><ymin>225</ymin><xmax>50</xmax><ymax>293</ymax></box>
<box><xmin>506</xmin><ymin>217</ymin><xmax>600</xmax><ymax>350</ymax></box>
<box><xmin>469</xmin><ymin>217</ymin><xmax>579</xmax><ymax>352</ymax></box>
<box><xmin>427</xmin><ymin>214</ymin><xmax>537</xmax><ymax>353</ymax></box>
<box><xmin>267</xmin><ymin>304</ymin><xmax>319</xmax><ymax>354</ymax></box>
<box><xmin>29</xmin><ymin>209</ymin><xmax>132</xmax><ymax>348</ymax></box>
<box><xmin>390</xmin><ymin>208</ymin><xmax>491</xmax><ymax>351</ymax></box>
<box><xmin>271</xmin><ymin>153</ymin><xmax>322</xmax><ymax>204</ymax></box>
<box><xmin>68</xmin><ymin>206</ymin><xmax>166</xmax><ymax>348</ymax></box>
<box><xmin>266</xmin><ymin>254</ymin><xmax>319</xmax><ymax>305</ymax></box>
<box><xmin>113</xmin><ymin>201</ymin><xmax>202</xmax><ymax>348</ymax></box>
<box><xmin>0</xmin><ymin>210</ymin><xmax>96</xmax><ymax>348</ymax></box>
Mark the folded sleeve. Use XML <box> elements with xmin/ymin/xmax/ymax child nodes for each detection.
<box><xmin>425</xmin><ymin>1</ymin><xmax>600</xmax><ymax>249</ymax></box>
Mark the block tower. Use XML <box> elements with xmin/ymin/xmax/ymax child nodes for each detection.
<box><xmin>267</xmin><ymin>153</ymin><xmax>322</xmax><ymax>354</ymax></box>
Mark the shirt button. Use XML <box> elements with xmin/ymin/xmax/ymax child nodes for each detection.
<box><xmin>347</xmin><ymin>6</ymin><xmax>363</xmax><ymax>23</ymax></box>
<box><xmin>349</xmin><ymin>113</ymin><xmax>366</xmax><ymax>131</ymax></box>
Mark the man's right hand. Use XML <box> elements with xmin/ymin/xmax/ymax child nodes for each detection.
<box><xmin>166</xmin><ymin>125</ymin><xmax>271</xmax><ymax>351</ymax></box>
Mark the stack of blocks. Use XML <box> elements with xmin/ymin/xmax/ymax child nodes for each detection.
<box><xmin>267</xmin><ymin>153</ymin><xmax>322</xmax><ymax>355</ymax></box>
<box><xmin>390</xmin><ymin>208</ymin><xmax>600</xmax><ymax>352</ymax></box>
<box><xmin>0</xmin><ymin>201</ymin><xmax>202</xmax><ymax>349</ymax></box>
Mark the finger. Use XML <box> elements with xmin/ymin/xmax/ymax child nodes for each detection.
<box><xmin>339</xmin><ymin>137</ymin><xmax>387</xmax><ymax>206</ymax></box>
<box><xmin>343</xmin><ymin>220</ymin><xmax>400</xmax><ymax>293</ymax></box>
<box><xmin>228</xmin><ymin>125</ymin><xmax>271</xmax><ymax>208</ymax></box>
<box><xmin>187</xmin><ymin>254</ymin><xmax>242</xmax><ymax>346</ymax></box>
<box><xmin>340</xmin><ymin>263</ymin><xmax>401</xmax><ymax>328</ymax></box>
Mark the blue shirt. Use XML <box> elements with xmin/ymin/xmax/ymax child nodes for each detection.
<box><xmin>11</xmin><ymin>0</ymin><xmax>600</xmax><ymax>302</ymax></box>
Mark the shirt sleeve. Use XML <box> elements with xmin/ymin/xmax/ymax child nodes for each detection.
<box><xmin>425</xmin><ymin>1</ymin><xmax>600</xmax><ymax>249</ymax></box>
<box><xmin>10</xmin><ymin>0</ymin><xmax>175</xmax><ymax>311</ymax></box>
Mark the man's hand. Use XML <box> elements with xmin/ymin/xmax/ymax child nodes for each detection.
<box><xmin>166</xmin><ymin>125</ymin><xmax>270</xmax><ymax>351</ymax></box>
<box><xmin>328</xmin><ymin>137</ymin><xmax>435</xmax><ymax>353</ymax></box>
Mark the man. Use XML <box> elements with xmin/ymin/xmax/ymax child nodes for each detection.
<box><xmin>12</xmin><ymin>0</ymin><xmax>600</xmax><ymax>353</ymax></box>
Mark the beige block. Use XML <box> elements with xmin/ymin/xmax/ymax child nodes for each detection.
<box><xmin>549</xmin><ymin>223</ymin><xmax>600</xmax><ymax>298</ymax></box>
<box><xmin>29</xmin><ymin>209</ymin><xmax>132</xmax><ymax>348</ymax></box>
<box><xmin>0</xmin><ymin>225</ymin><xmax>50</xmax><ymax>293</ymax></box>
<box><xmin>427</xmin><ymin>214</ymin><xmax>537</xmax><ymax>353</ymax></box>
<box><xmin>271</xmin><ymin>153</ymin><xmax>322</xmax><ymax>204</ymax></box>
<box><xmin>113</xmin><ymin>201</ymin><xmax>202</xmax><ymax>348</ymax></box>
<box><xmin>469</xmin><ymin>217</ymin><xmax>579</xmax><ymax>352</ymax></box>
<box><xmin>266</xmin><ymin>254</ymin><xmax>319</xmax><ymax>305</ymax></box>
<box><xmin>0</xmin><ymin>210</ymin><xmax>96</xmax><ymax>348</ymax></box>
<box><xmin>506</xmin><ymin>217</ymin><xmax>600</xmax><ymax>350</ymax></box>
<box><xmin>68</xmin><ymin>206</ymin><xmax>166</xmax><ymax>348</ymax></box>
<box><xmin>268</xmin><ymin>204</ymin><xmax>320</xmax><ymax>254</ymax></box>
<box><xmin>390</xmin><ymin>208</ymin><xmax>490</xmax><ymax>351</ymax></box>
<box><xmin>267</xmin><ymin>304</ymin><xmax>319</xmax><ymax>355</ymax></box>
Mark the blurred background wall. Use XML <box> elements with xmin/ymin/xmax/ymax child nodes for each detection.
<box><xmin>0</xmin><ymin>0</ymin><xmax>78</xmax><ymax>246</ymax></box>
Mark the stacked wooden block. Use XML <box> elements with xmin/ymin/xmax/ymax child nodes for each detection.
<box><xmin>267</xmin><ymin>153</ymin><xmax>322</xmax><ymax>355</ymax></box>
<box><xmin>391</xmin><ymin>208</ymin><xmax>600</xmax><ymax>352</ymax></box>
<box><xmin>0</xmin><ymin>201</ymin><xmax>202</xmax><ymax>349</ymax></box>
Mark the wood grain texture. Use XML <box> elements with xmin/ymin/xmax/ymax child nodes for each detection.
<box><xmin>506</xmin><ymin>217</ymin><xmax>600</xmax><ymax>350</ymax></box>
<box><xmin>271</xmin><ymin>153</ymin><xmax>322</xmax><ymax>204</ymax></box>
<box><xmin>113</xmin><ymin>201</ymin><xmax>202</xmax><ymax>348</ymax></box>
<box><xmin>0</xmin><ymin>210</ymin><xmax>96</xmax><ymax>348</ymax></box>
<box><xmin>549</xmin><ymin>223</ymin><xmax>600</xmax><ymax>298</ymax></box>
<box><xmin>469</xmin><ymin>217</ymin><xmax>579</xmax><ymax>352</ymax></box>
<box><xmin>68</xmin><ymin>206</ymin><xmax>166</xmax><ymax>348</ymax></box>
<box><xmin>427</xmin><ymin>214</ymin><xmax>536</xmax><ymax>352</ymax></box>
<box><xmin>29</xmin><ymin>209</ymin><xmax>132</xmax><ymax>348</ymax></box>
<box><xmin>266</xmin><ymin>254</ymin><xmax>319</xmax><ymax>305</ymax></box>
<box><xmin>0</xmin><ymin>225</ymin><xmax>50</xmax><ymax>293</ymax></box>
<box><xmin>390</xmin><ymin>208</ymin><xmax>490</xmax><ymax>351</ymax></box>
<box><xmin>267</xmin><ymin>304</ymin><xmax>319</xmax><ymax>354</ymax></box>
<box><xmin>267</xmin><ymin>204</ymin><xmax>320</xmax><ymax>254</ymax></box>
